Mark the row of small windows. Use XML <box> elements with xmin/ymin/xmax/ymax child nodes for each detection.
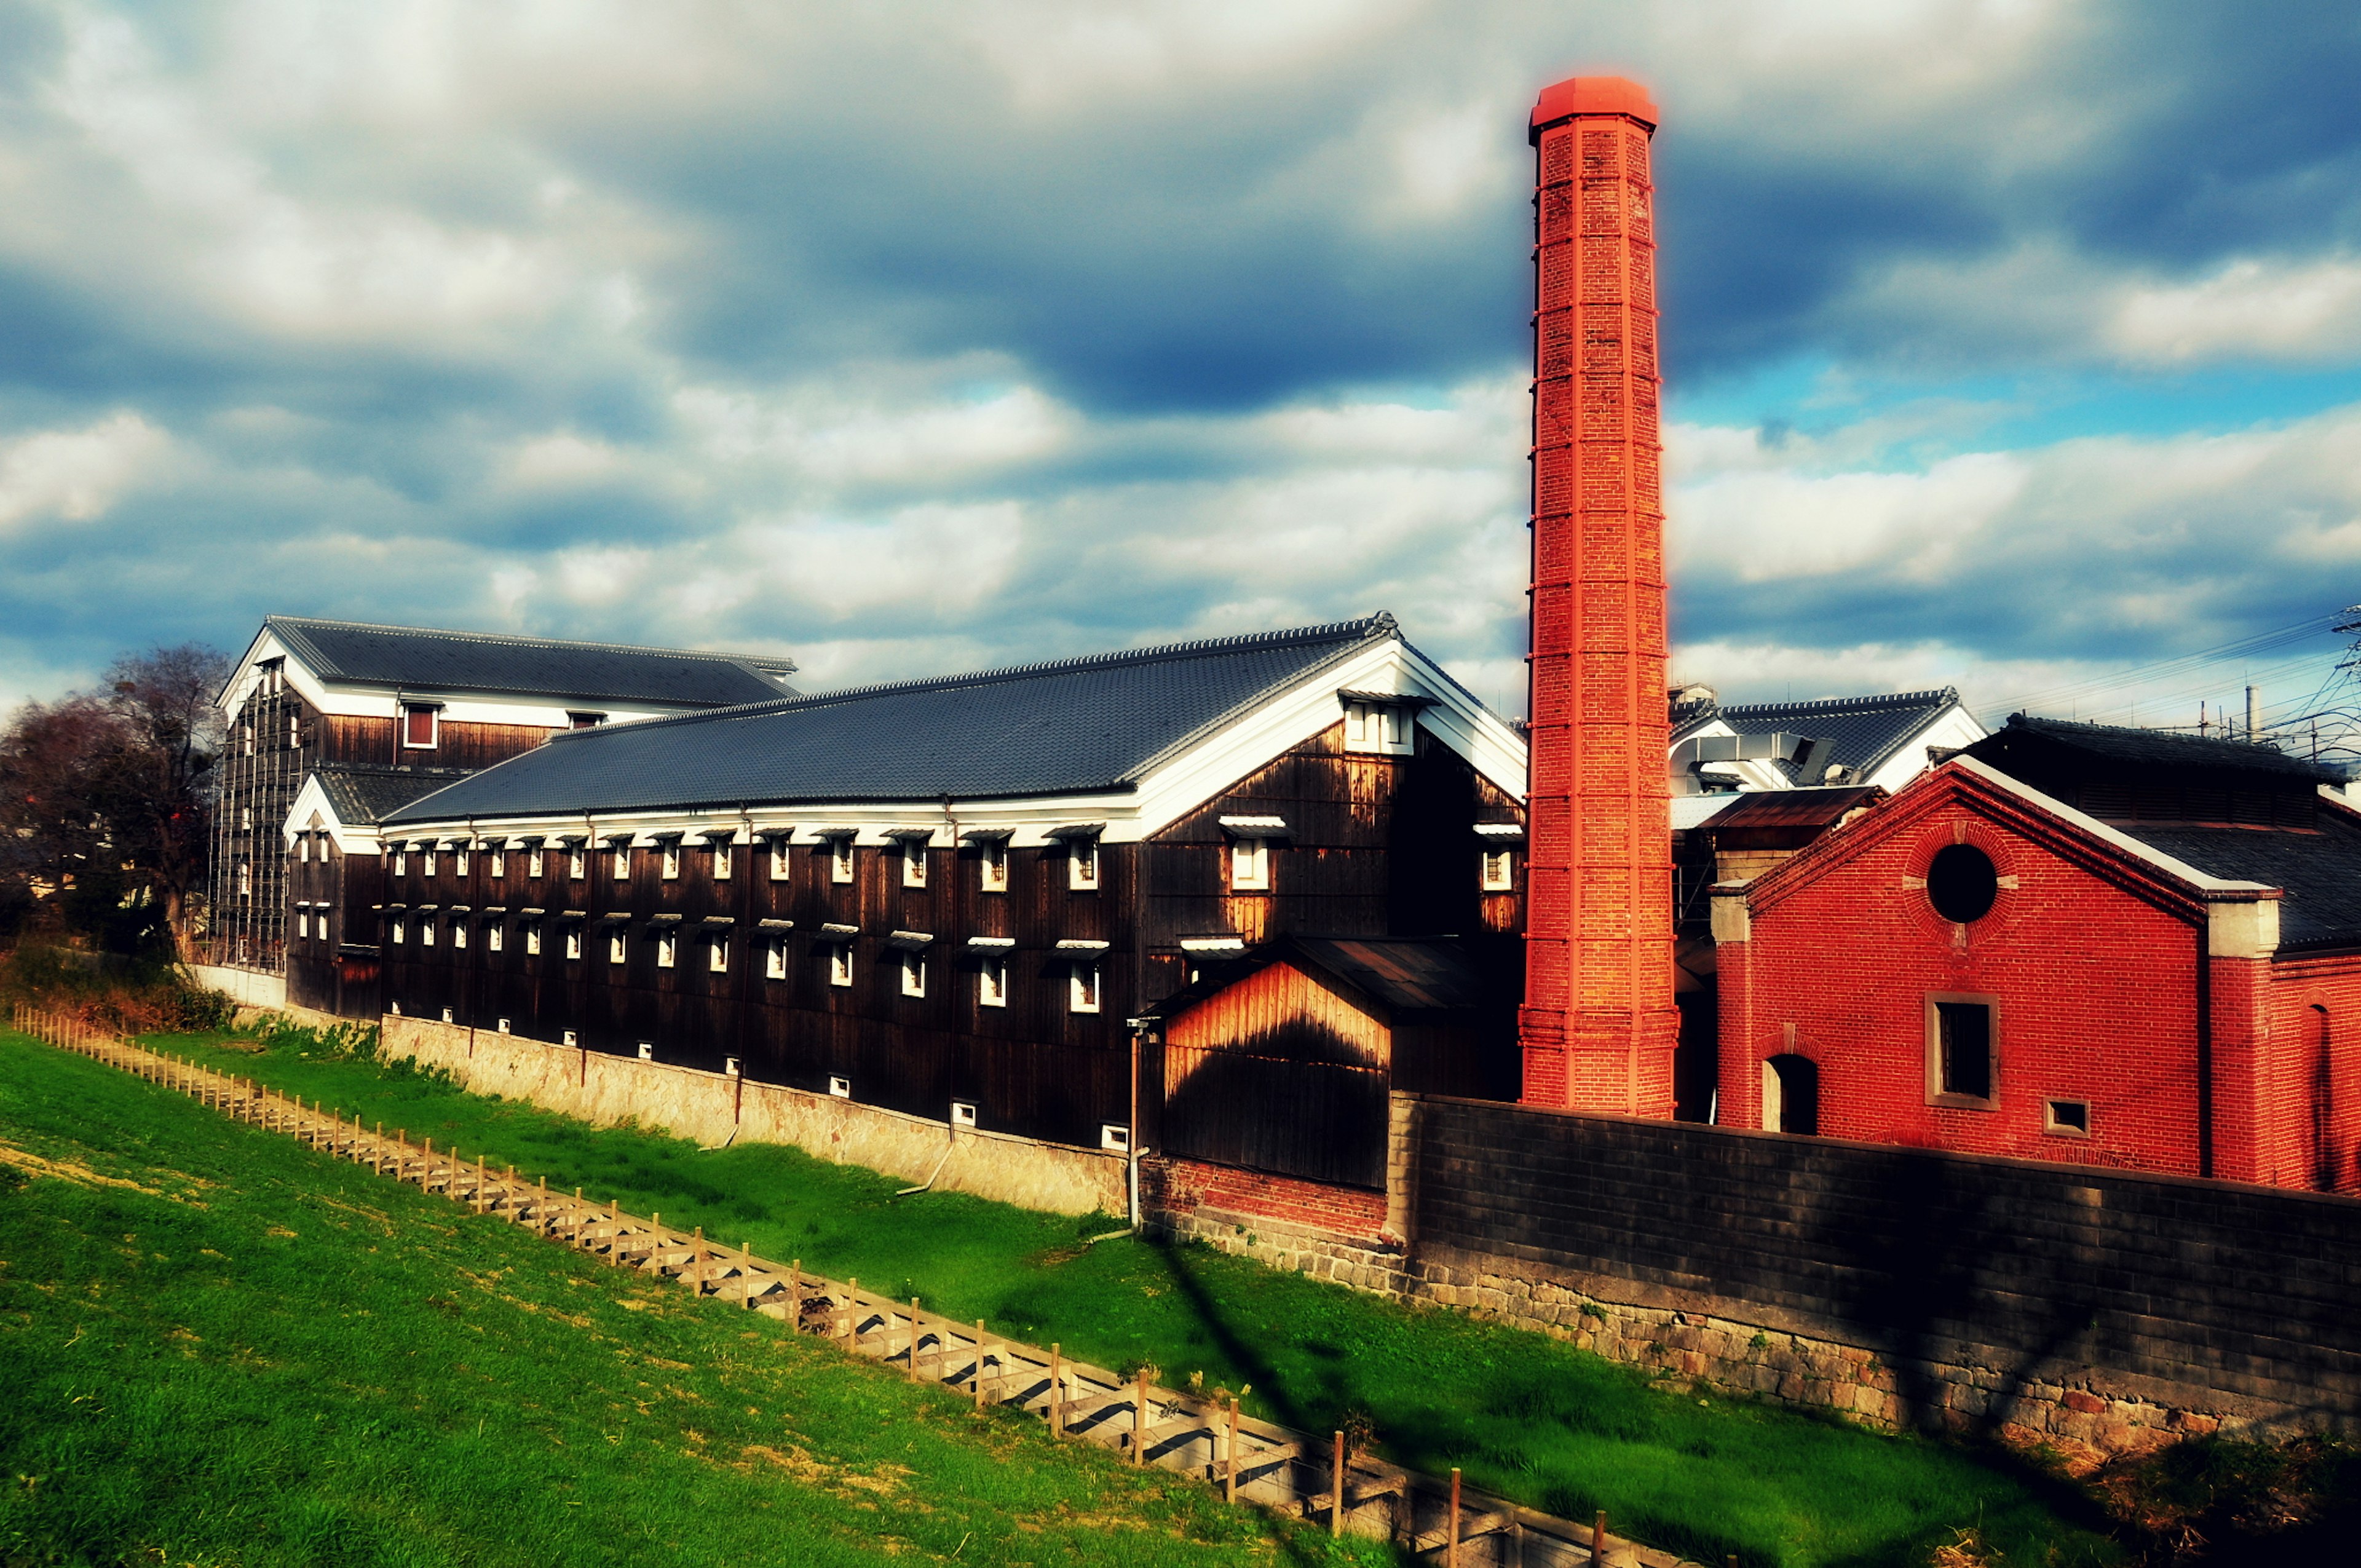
<box><xmin>379</xmin><ymin>914</ymin><xmax>1097</xmax><ymax>1012</ymax></box>
<box><xmin>354</xmin><ymin>831</ymin><xmax>1516</xmax><ymax>893</ymax></box>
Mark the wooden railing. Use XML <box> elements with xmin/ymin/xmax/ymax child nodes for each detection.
<box><xmin>12</xmin><ymin>1005</ymin><xmax>1698</xmax><ymax>1568</ymax></box>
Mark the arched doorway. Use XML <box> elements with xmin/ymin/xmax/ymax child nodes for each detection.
<box><xmin>1762</xmin><ymin>1054</ymin><xmax>1820</xmax><ymax>1137</ymax></box>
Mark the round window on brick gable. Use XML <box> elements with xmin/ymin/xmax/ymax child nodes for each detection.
<box><xmin>1927</xmin><ymin>844</ymin><xmax>1999</xmax><ymax>923</ymax></box>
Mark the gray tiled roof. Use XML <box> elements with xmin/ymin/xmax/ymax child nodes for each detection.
<box><xmin>264</xmin><ymin>617</ymin><xmax>798</xmax><ymax>707</ymax></box>
<box><xmin>2130</xmin><ymin>818</ymin><xmax>2361</xmax><ymax>950</ymax></box>
<box><xmin>309</xmin><ymin>764</ymin><xmax>478</xmax><ymax>827</ymax></box>
<box><xmin>384</xmin><ymin>615</ymin><xmax>1406</xmax><ymax>825</ymax></box>
<box><xmin>1675</xmin><ymin>688</ymin><xmax>1963</xmax><ymax>784</ymax></box>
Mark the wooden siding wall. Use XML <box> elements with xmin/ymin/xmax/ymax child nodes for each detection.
<box><xmin>317</xmin><ymin>715</ymin><xmax>560</xmax><ymax>771</ymax></box>
<box><xmin>284</xmin><ymin>828</ymin><xmax>386</xmax><ymax>1020</ymax></box>
<box><xmin>326</xmin><ymin>715</ymin><xmax>1525</xmax><ymax>1154</ymax></box>
<box><xmin>1163</xmin><ymin>962</ymin><xmax>1390</xmax><ymax>1188</ymax></box>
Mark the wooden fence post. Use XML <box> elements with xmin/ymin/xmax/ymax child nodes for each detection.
<box><xmin>1447</xmin><ymin>1468</ymin><xmax>1461</xmax><ymax>1568</ymax></box>
<box><xmin>1050</xmin><ymin>1345</ymin><xmax>1062</xmax><ymax>1438</ymax></box>
<box><xmin>908</xmin><ymin>1299</ymin><xmax>922</xmax><ymax>1383</ymax></box>
<box><xmin>975</xmin><ymin>1321</ymin><xmax>987</xmax><ymax>1410</ymax></box>
<box><xmin>1331</xmin><ymin>1430</ymin><xmax>1345</xmax><ymax>1537</ymax></box>
<box><xmin>1133</xmin><ymin>1368</ymin><xmax>1149</xmax><ymax>1465</ymax></box>
<box><xmin>1225</xmin><ymin>1397</ymin><xmax>1239</xmax><ymax>1503</ymax></box>
<box><xmin>1591</xmin><ymin>1509</ymin><xmax>1608</xmax><ymax>1567</ymax></box>
<box><xmin>844</xmin><ymin>1280</ymin><xmax>859</xmax><ymax>1345</ymax></box>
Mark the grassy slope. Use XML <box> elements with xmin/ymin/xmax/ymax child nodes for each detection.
<box><xmin>0</xmin><ymin>1034</ymin><xmax>1390</xmax><ymax>1568</ymax></box>
<box><xmin>141</xmin><ymin>1028</ymin><xmax>2120</xmax><ymax>1568</ymax></box>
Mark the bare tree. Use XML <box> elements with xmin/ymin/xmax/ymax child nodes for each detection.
<box><xmin>0</xmin><ymin>643</ymin><xmax>231</xmax><ymax>960</ymax></box>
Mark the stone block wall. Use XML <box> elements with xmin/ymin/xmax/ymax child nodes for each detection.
<box><xmin>1402</xmin><ymin>1093</ymin><xmax>2361</xmax><ymax>1459</ymax></box>
<box><xmin>380</xmin><ymin>1016</ymin><xmax>1125</xmax><ymax>1215</ymax></box>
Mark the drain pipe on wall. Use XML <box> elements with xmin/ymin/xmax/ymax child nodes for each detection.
<box><xmin>1087</xmin><ymin>1017</ymin><xmax>1150</xmax><ymax>1245</ymax></box>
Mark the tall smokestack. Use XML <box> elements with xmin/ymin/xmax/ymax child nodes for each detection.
<box><xmin>1518</xmin><ymin>75</ymin><xmax>1678</xmax><ymax>1116</ymax></box>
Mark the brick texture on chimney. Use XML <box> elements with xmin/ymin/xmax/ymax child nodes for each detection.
<box><xmin>1519</xmin><ymin>76</ymin><xmax>1679</xmax><ymax>1116</ymax></box>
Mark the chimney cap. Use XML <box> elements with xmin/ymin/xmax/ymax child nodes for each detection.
<box><xmin>1530</xmin><ymin>75</ymin><xmax>1658</xmax><ymax>138</ymax></box>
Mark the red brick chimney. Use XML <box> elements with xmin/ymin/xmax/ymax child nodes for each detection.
<box><xmin>1519</xmin><ymin>75</ymin><xmax>1678</xmax><ymax>1116</ymax></box>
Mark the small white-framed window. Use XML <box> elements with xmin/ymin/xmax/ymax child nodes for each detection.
<box><xmin>421</xmin><ymin>919</ymin><xmax>436</xmax><ymax>948</ymax></box>
<box><xmin>978</xmin><ymin>956</ymin><xmax>1008</xmax><ymax>1008</ymax></box>
<box><xmin>528</xmin><ymin>847</ymin><xmax>545</xmax><ymax>879</ymax></box>
<box><xmin>830</xmin><ymin>836</ymin><xmax>855</xmax><ymax>884</ymax></box>
<box><xmin>662</xmin><ymin>842</ymin><xmax>681</xmax><ymax>880</ymax></box>
<box><xmin>612</xmin><ymin>844</ymin><xmax>631</xmax><ymax>881</ymax></box>
<box><xmin>525</xmin><ymin>924</ymin><xmax>543</xmax><ymax>956</ymax></box>
<box><xmin>979</xmin><ymin>839</ymin><xmax>1008</xmax><ymax>893</ymax></box>
<box><xmin>402</xmin><ymin>703</ymin><xmax>440</xmax><ymax>750</ymax></box>
<box><xmin>296</xmin><ymin>909</ymin><xmax>310</xmax><ymax>939</ymax></box>
<box><xmin>489</xmin><ymin>847</ymin><xmax>505</xmax><ymax>879</ymax></box>
<box><xmin>422</xmin><ymin>848</ymin><xmax>437</xmax><ymax>877</ymax></box>
<box><xmin>394</xmin><ymin>849</ymin><xmax>407</xmax><ymax>877</ymax></box>
<box><xmin>298</xmin><ymin>834</ymin><xmax>310</xmax><ymax>863</ymax></box>
<box><xmin>241</xmin><ymin>807</ymin><xmax>254</xmax><ymax>830</ymax></box>
<box><xmin>829</xmin><ymin>944</ymin><xmax>853</xmax><ymax>988</ymax></box>
<box><xmin>1069</xmin><ymin>839</ymin><xmax>1099</xmax><ymax>891</ymax></box>
<box><xmin>900</xmin><ymin>951</ymin><xmax>927</xmax><ymax>997</ymax></box>
<box><xmin>951</xmin><ymin>1101</ymin><xmax>978</xmax><ymax>1129</ymax></box>
<box><xmin>1230</xmin><ymin>837</ymin><xmax>1270</xmax><ymax>892</ymax></box>
<box><xmin>451</xmin><ymin>920</ymin><xmax>468</xmax><ymax>951</ymax></box>
<box><xmin>288</xmin><ymin>711</ymin><xmax>300</xmax><ymax>746</ymax></box>
<box><xmin>569</xmin><ymin>846</ymin><xmax>586</xmax><ymax>881</ymax></box>
<box><xmin>765</xmin><ymin>939</ymin><xmax>787</xmax><ymax>980</ymax></box>
<box><xmin>238</xmin><ymin>860</ymin><xmax>251</xmax><ymax>897</ymax></box>
<box><xmin>562</xmin><ymin>1029</ymin><xmax>578</xmax><ymax>1047</ymax></box>
<box><xmin>901</xmin><ymin>841</ymin><xmax>927</xmax><ymax>889</ymax></box>
<box><xmin>1069</xmin><ymin>962</ymin><xmax>1101</xmax><ymax>1014</ymax></box>
<box><xmin>391</xmin><ymin>917</ymin><xmax>406</xmax><ymax>944</ymax></box>
<box><xmin>487</xmin><ymin>923</ymin><xmax>503</xmax><ymax>954</ymax></box>
<box><xmin>828</xmin><ymin>1075</ymin><xmax>852</xmax><ymax>1099</ymax></box>
<box><xmin>767</xmin><ymin>839</ymin><xmax>791</xmax><ymax>881</ymax></box>
<box><xmin>564</xmin><ymin>927</ymin><xmax>583</xmax><ymax>960</ymax></box>
<box><xmin>440</xmin><ymin>1007</ymin><xmax>454</xmax><ymax>1024</ymax></box>
<box><xmin>607</xmin><ymin>928</ymin><xmax>627</xmax><ymax>965</ymax></box>
<box><xmin>1481</xmin><ymin>847</ymin><xmax>1515</xmax><ymax>892</ymax></box>
<box><xmin>636</xmin><ymin>1042</ymin><xmax>654</xmax><ymax>1061</ymax></box>
<box><xmin>713</xmin><ymin>841</ymin><xmax>733</xmax><ymax>881</ymax></box>
<box><xmin>568</xmin><ymin>711</ymin><xmax>606</xmax><ymax>731</ymax></box>
<box><xmin>497</xmin><ymin>1018</ymin><xmax>512</xmax><ymax>1034</ymax></box>
<box><xmin>1100</xmin><ymin>1123</ymin><xmax>1130</xmax><ymax>1153</ymax></box>
<box><xmin>1343</xmin><ymin>699</ymin><xmax>1415</xmax><ymax>756</ymax></box>
<box><xmin>453</xmin><ymin>846</ymin><xmax>469</xmax><ymax>876</ymax></box>
<box><xmin>655</xmin><ymin>930</ymin><xmax>677</xmax><ymax>969</ymax></box>
<box><xmin>242</xmin><ymin>722</ymin><xmax>254</xmax><ymax>756</ymax></box>
<box><xmin>709</xmin><ymin>935</ymin><xmax>729</xmax><ymax>973</ymax></box>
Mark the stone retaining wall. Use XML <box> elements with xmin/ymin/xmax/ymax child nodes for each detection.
<box><xmin>380</xmin><ymin>1016</ymin><xmax>1125</xmax><ymax>1216</ymax></box>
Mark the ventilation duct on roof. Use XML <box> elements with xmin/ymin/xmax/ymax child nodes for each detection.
<box><xmin>1669</xmin><ymin>732</ymin><xmax>1832</xmax><ymax>794</ymax></box>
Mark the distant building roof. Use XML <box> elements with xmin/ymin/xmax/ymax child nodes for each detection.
<box><xmin>256</xmin><ymin>616</ymin><xmax>799</xmax><ymax>708</ymax></box>
<box><xmin>1672</xmin><ymin>687</ymin><xmax>1966</xmax><ymax>786</ymax></box>
<box><xmin>1696</xmin><ymin>785</ymin><xmax>1884</xmax><ymax>833</ymax></box>
<box><xmin>307</xmin><ymin>764</ymin><xmax>477</xmax><ymax>828</ymax></box>
<box><xmin>383</xmin><ymin>614</ymin><xmax>1420</xmax><ymax>824</ymax></box>
<box><xmin>1971</xmin><ymin>713</ymin><xmax>2351</xmax><ymax>785</ymax></box>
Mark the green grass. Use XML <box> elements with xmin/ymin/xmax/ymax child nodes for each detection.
<box><xmin>0</xmin><ymin>1032</ymin><xmax>1393</xmax><ymax>1568</ymax></box>
<box><xmin>133</xmin><ymin>1026</ymin><xmax>2121</xmax><ymax>1568</ymax></box>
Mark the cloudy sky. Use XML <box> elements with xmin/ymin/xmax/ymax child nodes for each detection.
<box><xmin>4</xmin><ymin>1</ymin><xmax>2361</xmax><ymax>731</ymax></box>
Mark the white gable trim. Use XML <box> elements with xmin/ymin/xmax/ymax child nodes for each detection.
<box><xmin>285</xmin><ymin>774</ymin><xmax>382</xmax><ymax>856</ymax></box>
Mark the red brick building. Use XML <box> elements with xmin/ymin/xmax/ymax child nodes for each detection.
<box><xmin>1713</xmin><ymin>716</ymin><xmax>2361</xmax><ymax>1192</ymax></box>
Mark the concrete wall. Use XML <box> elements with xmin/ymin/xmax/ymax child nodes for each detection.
<box><xmin>379</xmin><ymin>1016</ymin><xmax>1126</xmax><ymax>1216</ymax></box>
<box><xmin>190</xmin><ymin>964</ymin><xmax>287</xmax><ymax>1011</ymax></box>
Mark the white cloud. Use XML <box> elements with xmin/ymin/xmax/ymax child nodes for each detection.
<box><xmin>2108</xmin><ymin>255</ymin><xmax>2361</xmax><ymax>366</ymax></box>
<box><xmin>0</xmin><ymin>413</ymin><xmax>170</xmax><ymax>531</ymax></box>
